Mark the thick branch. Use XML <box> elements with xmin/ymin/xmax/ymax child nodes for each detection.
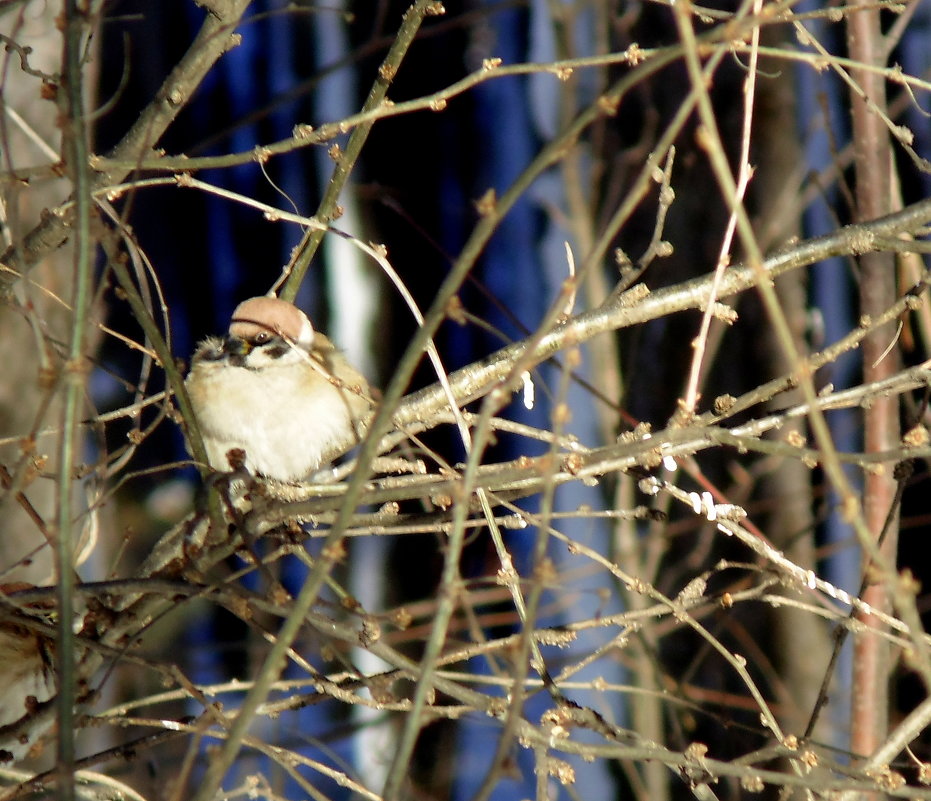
<box><xmin>0</xmin><ymin>0</ymin><xmax>251</xmax><ymax>288</ymax></box>
<box><xmin>393</xmin><ymin>197</ymin><xmax>931</xmax><ymax>427</ymax></box>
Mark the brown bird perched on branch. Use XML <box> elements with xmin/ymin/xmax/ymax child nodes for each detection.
<box><xmin>185</xmin><ymin>296</ymin><xmax>375</xmax><ymax>482</ymax></box>
<box><xmin>0</xmin><ymin>583</ymin><xmax>56</xmax><ymax>763</ymax></box>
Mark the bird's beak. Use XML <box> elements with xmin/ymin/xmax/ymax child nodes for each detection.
<box><xmin>222</xmin><ymin>336</ymin><xmax>253</xmax><ymax>366</ymax></box>
<box><xmin>223</xmin><ymin>336</ymin><xmax>252</xmax><ymax>356</ymax></box>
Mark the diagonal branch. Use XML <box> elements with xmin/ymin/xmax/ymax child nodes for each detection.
<box><xmin>0</xmin><ymin>0</ymin><xmax>252</xmax><ymax>289</ymax></box>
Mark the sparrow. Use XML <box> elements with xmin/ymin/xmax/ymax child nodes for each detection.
<box><xmin>0</xmin><ymin>583</ymin><xmax>56</xmax><ymax>763</ymax></box>
<box><xmin>185</xmin><ymin>296</ymin><xmax>375</xmax><ymax>482</ymax></box>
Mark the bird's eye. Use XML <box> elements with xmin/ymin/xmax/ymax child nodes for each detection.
<box><xmin>254</xmin><ymin>331</ymin><xmax>271</xmax><ymax>344</ymax></box>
